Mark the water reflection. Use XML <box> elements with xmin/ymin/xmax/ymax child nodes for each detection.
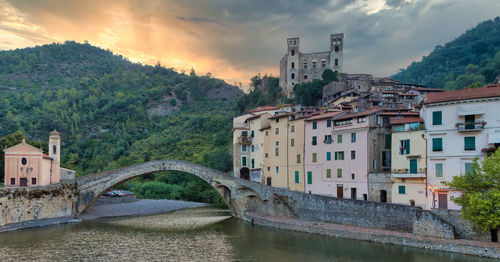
<box><xmin>0</xmin><ymin>207</ymin><xmax>492</xmax><ymax>262</ymax></box>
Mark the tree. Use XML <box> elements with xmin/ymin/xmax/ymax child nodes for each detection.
<box><xmin>445</xmin><ymin>148</ymin><xmax>500</xmax><ymax>242</ymax></box>
<box><xmin>321</xmin><ymin>69</ymin><xmax>339</xmax><ymax>83</ymax></box>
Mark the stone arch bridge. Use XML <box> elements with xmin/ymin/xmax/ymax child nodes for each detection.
<box><xmin>74</xmin><ymin>159</ymin><xmax>456</xmax><ymax>240</ymax></box>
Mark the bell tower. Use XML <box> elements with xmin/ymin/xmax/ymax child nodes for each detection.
<box><xmin>49</xmin><ymin>130</ymin><xmax>60</xmax><ymax>162</ymax></box>
<box><xmin>286</xmin><ymin>37</ymin><xmax>300</xmax><ymax>98</ymax></box>
<box><xmin>330</xmin><ymin>33</ymin><xmax>344</xmax><ymax>73</ymax></box>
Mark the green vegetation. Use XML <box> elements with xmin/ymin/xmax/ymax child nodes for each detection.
<box><xmin>0</xmin><ymin>41</ymin><xmax>242</xmax><ymax>205</ymax></box>
<box><xmin>393</xmin><ymin>17</ymin><xmax>500</xmax><ymax>89</ymax></box>
<box><xmin>234</xmin><ymin>74</ymin><xmax>283</xmax><ymax>113</ymax></box>
<box><xmin>445</xmin><ymin>149</ymin><xmax>500</xmax><ymax>242</ymax></box>
<box><xmin>294</xmin><ymin>69</ymin><xmax>339</xmax><ymax>106</ymax></box>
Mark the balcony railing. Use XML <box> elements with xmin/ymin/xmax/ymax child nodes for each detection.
<box><xmin>456</xmin><ymin>121</ymin><xmax>485</xmax><ymax>132</ymax></box>
<box><xmin>238</xmin><ymin>136</ymin><xmax>253</xmax><ymax>145</ymax></box>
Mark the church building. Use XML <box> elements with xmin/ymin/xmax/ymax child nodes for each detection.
<box><xmin>3</xmin><ymin>131</ymin><xmax>70</xmax><ymax>187</ymax></box>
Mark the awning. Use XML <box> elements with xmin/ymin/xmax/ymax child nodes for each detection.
<box><xmin>457</xmin><ymin>105</ymin><xmax>485</xmax><ymax>116</ymax></box>
<box><xmin>488</xmin><ymin>132</ymin><xmax>500</xmax><ymax>144</ymax></box>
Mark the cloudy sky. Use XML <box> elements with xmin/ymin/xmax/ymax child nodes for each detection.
<box><xmin>0</xmin><ymin>0</ymin><xmax>499</xmax><ymax>88</ymax></box>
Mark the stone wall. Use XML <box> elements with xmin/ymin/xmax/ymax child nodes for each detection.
<box><xmin>431</xmin><ymin>209</ymin><xmax>491</xmax><ymax>241</ymax></box>
<box><xmin>0</xmin><ymin>183</ymin><xmax>77</xmax><ymax>226</ymax></box>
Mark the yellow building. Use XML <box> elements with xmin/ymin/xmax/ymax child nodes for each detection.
<box><xmin>288</xmin><ymin>117</ymin><xmax>305</xmax><ymax>192</ymax></box>
<box><xmin>390</xmin><ymin>118</ymin><xmax>427</xmax><ymax>208</ymax></box>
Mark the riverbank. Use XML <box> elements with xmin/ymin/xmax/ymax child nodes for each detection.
<box><xmin>247</xmin><ymin>212</ymin><xmax>500</xmax><ymax>259</ymax></box>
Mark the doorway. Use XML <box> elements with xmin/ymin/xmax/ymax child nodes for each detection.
<box><xmin>380</xmin><ymin>190</ymin><xmax>387</xmax><ymax>203</ymax></box>
<box><xmin>20</xmin><ymin>178</ymin><xmax>28</xmax><ymax>187</ymax></box>
<box><xmin>337</xmin><ymin>184</ymin><xmax>343</xmax><ymax>198</ymax></box>
<box><xmin>239</xmin><ymin>167</ymin><xmax>250</xmax><ymax>180</ymax></box>
<box><xmin>438</xmin><ymin>194</ymin><xmax>448</xmax><ymax>209</ymax></box>
<box><xmin>351</xmin><ymin>188</ymin><xmax>357</xmax><ymax>200</ymax></box>
<box><xmin>266</xmin><ymin>177</ymin><xmax>272</xmax><ymax>186</ymax></box>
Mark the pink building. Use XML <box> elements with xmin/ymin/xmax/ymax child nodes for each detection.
<box><xmin>3</xmin><ymin>131</ymin><xmax>64</xmax><ymax>187</ymax></box>
<box><xmin>304</xmin><ymin>111</ymin><xmax>345</xmax><ymax>195</ymax></box>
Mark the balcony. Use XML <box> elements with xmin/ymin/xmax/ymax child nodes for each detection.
<box><xmin>391</xmin><ymin>168</ymin><xmax>426</xmax><ymax>178</ymax></box>
<box><xmin>456</xmin><ymin>121</ymin><xmax>486</xmax><ymax>132</ymax></box>
<box><xmin>238</xmin><ymin>136</ymin><xmax>253</xmax><ymax>145</ymax></box>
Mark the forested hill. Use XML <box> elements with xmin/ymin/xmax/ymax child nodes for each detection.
<box><xmin>392</xmin><ymin>17</ymin><xmax>500</xmax><ymax>89</ymax></box>
<box><xmin>0</xmin><ymin>41</ymin><xmax>242</xmax><ymax>190</ymax></box>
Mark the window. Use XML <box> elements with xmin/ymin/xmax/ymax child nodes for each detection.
<box><xmin>250</xmin><ymin>130</ymin><xmax>254</xmax><ymax>137</ymax></box>
<box><xmin>275</xmin><ymin>141</ymin><xmax>279</xmax><ymax>146</ymax></box>
<box><xmin>275</xmin><ymin>128</ymin><xmax>279</xmax><ymax>135</ymax></box>
<box><xmin>312</xmin><ymin>136</ymin><xmax>317</xmax><ymax>145</ymax></box>
<box><xmin>291</xmin><ymin>125</ymin><xmax>295</xmax><ymax>133</ymax></box>
<box><xmin>291</xmin><ymin>62</ymin><xmax>295</xmax><ymax>69</ymax></box>
<box><xmin>351</xmin><ymin>150</ymin><xmax>356</xmax><ymax>160</ymax></box>
<box><xmin>307</xmin><ymin>171</ymin><xmax>312</xmax><ymax>184</ymax></box>
<box><xmin>464</xmin><ymin>137</ymin><xmax>475</xmax><ymax>150</ymax></box>
<box><xmin>326</xmin><ymin>169</ymin><xmax>332</xmax><ymax>178</ymax></box>
<box><xmin>275</xmin><ymin>118</ymin><xmax>280</xmax><ymax>123</ymax></box>
<box><xmin>326</xmin><ymin>152</ymin><xmax>331</xmax><ymax>161</ymax></box>
<box><xmin>53</xmin><ymin>145</ymin><xmax>57</xmax><ymax>154</ymax></box>
<box><xmin>465</xmin><ymin>163</ymin><xmax>473</xmax><ymax>175</ymax></box>
<box><xmin>398</xmin><ymin>185</ymin><xmax>406</xmax><ymax>194</ymax></box>
<box><xmin>435</xmin><ymin>163</ymin><xmax>443</xmax><ymax>177</ymax></box>
<box><xmin>304</xmin><ymin>75</ymin><xmax>308</xmax><ymax>80</ymax></box>
<box><xmin>265</xmin><ymin>131</ymin><xmax>269</xmax><ymax>136</ymax></box>
<box><xmin>290</xmin><ymin>138</ymin><xmax>295</xmax><ymax>147</ymax></box>
<box><xmin>267</xmin><ymin>167</ymin><xmax>270</xmax><ymax>171</ymax></box>
<box><xmin>432</xmin><ymin>138</ymin><xmax>443</xmax><ymax>151</ymax></box>
<box><xmin>265</xmin><ymin>153</ymin><xmax>269</xmax><ymax>158</ymax></box>
<box><xmin>327</xmin><ymin>120</ymin><xmax>332</xmax><ymax>127</ymax></box>
<box><xmin>242</xmin><ymin>156</ymin><xmax>247</xmax><ymax>167</ymax></box>
<box><xmin>241</xmin><ymin>145</ymin><xmax>247</xmax><ymax>152</ymax></box>
<box><xmin>357</xmin><ymin>117</ymin><xmax>366</xmax><ymax>123</ymax></box>
<box><xmin>351</xmin><ymin>173</ymin><xmax>355</xmax><ymax>180</ymax></box>
<box><xmin>21</xmin><ymin>157</ymin><xmax>27</xmax><ymax>165</ymax></box>
<box><xmin>373</xmin><ymin>159</ymin><xmax>377</xmax><ymax>169</ymax></box>
<box><xmin>337</xmin><ymin>168</ymin><xmax>342</xmax><ymax>178</ymax></box>
<box><xmin>351</xmin><ymin>133</ymin><xmax>356</xmax><ymax>143</ymax></box>
<box><xmin>291</xmin><ymin>73</ymin><xmax>295</xmax><ymax>79</ymax></box>
<box><xmin>295</xmin><ymin>171</ymin><xmax>300</xmax><ymax>183</ymax></box>
<box><xmin>10</xmin><ymin>178</ymin><xmax>15</xmax><ymax>185</ymax></box>
<box><xmin>382</xmin><ymin>151</ymin><xmax>391</xmax><ymax>167</ymax></box>
<box><xmin>291</xmin><ymin>49</ymin><xmax>295</xmax><ymax>56</ymax></box>
<box><xmin>335</xmin><ymin>46</ymin><xmax>339</xmax><ymax>52</ymax></box>
<box><xmin>296</xmin><ymin>154</ymin><xmax>301</xmax><ymax>164</ymax></box>
<box><xmin>276</xmin><ymin>166</ymin><xmax>279</xmax><ymax>174</ymax></box>
<box><xmin>385</xmin><ymin>134</ymin><xmax>391</xmax><ymax>149</ymax></box>
<box><xmin>312</xmin><ymin>153</ymin><xmax>317</xmax><ymax>163</ymax></box>
<box><xmin>335</xmin><ymin>151</ymin><xmax>344</xmax><ymax>160</ymax></box>
<box><xmin>432</xmin><ymin>111</ymin><xmax>442</xmax><ymax>125</ymax></box>
<box><xmin>321</xmin><ymin>60</ymin><xmax>326</xmax><ymax>68</ymax></box>
<box><xmin>312</xmin><ymin>61</ymin><xmax>317</xmax><ymax>68</ymax></box>
<box><xmin>337</xmin><ymin>134</ymin><xmax>342</xmax><ymax>143</ymax></box>
<box><xmin>251</xmin><ymin>145</ymin><xmax>255</xmax><ymax>152</ymax></box>
<box><xmin>335</xmin><ymin>59</ymin><xmax>338</xmax><ymax>66</ymax></box>
<box><xmin>312</xmin><ymin>121</ymin><xmax>317</xmax><ymax>129</ymax></box>
<box><xmin>324</xmin><ymin>135</ymin><xmax>332</xmax><ymax>144</ymax></box>
<box><xmin>409</xmin><ymin>159</ymin><xmax>418</xmax><ymax>174</ymax></box>
<box><xmin>399</xmin><ymin>139</ymin><xmax>410</xmax><ymax>155</ymax></box>
<box><xmin>275</xmin><ymin>147</ymin><xmax>279</xmax><ymax>156</ymax></box>
<box><xmin>251</xmin><ymin>159</ymin><xmax>255</xmax><ymax>169</ymax></box>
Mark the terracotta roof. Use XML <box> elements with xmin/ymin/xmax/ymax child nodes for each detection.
<box><xmin>399</xmin><ymin>93</ymin><xmax>418</xmax><ymax>96</ymax></box>
<box><xmin>390</xmin><ymin>117</ymin><xmax>424</xmax><ymax>125</ymax></box>
<box><xmin>379</xmin><ymin>111</ymin><xmax>419</xmax><ymax>116</ymax></box>
<box><xmin>50</xmin><ymin>130</ymin><xmax>60</xmax><ymax>135</ymax></box>
<box><xmin>244</xmin><ymin>113</ymin><xmax>270</xmax><ymax>122</ymax></box>
<box><xmin>425</xmin><ymin>84</ymin><xmax>500</xmax><ymax>104</ymax></box>
<box><xmin>411</xmin><ymin>87</ymin><xmax>444</xmax><ymax>92</ymax></box>
<box><xmin>305</xmin><ymin>111</ymin><xmax>344</xmax><ymax>121</ymax></box>
<box><xmin>43</xmin><ymin>154</ymin><xmax>52</xmax><ymax>159</ymax></box>
<box><xmin>333</xmin><ymin>107</ymin><xmax>382</xmax><ymax>121</ymax></box>
<box><xmin>247</xmin><ymin>106</ymin><xmax>279</xmax><ymax>113</ymax></box>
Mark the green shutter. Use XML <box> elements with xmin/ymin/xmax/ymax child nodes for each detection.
<box><xmin>337</xmin><ymin>168</ymin><xmax>342</xmax><ymax>178</ymax></box>
<box><xmin>251</xmin><ymin>159</ymin><xmax>255</xmax><ymax>169</ymax></box>
<box><xmin>313</xmin><ymin>121</ymin><xmax>317</xmax><ymax>129</ymax></box>
<box><xmin>327</xmin><ymin>120</ymin><xmax>332</xmax><ymax>127</ymax></box>
<box><xmin>307</xmin><ymin>171</ymin><xmax>312</xmax><ymax>184</ymax></box>
<box><xmin>409</xmin><ymin>159</ymin><xmax>418</xmax><ymax>174</ymax></box>
<box><xmin>398</xmin><ymin>185</ymin><xmax>406</xmax><ymax>194</ymax></box>
<box><xmin>335</xmin><ymin>152</ymin><xmax>338</xmax><ymax>160</ymax></box>
<box><xmin>242</xmin><ymin>157</ymin><xmax>247</xmax><ymax>166</ymax></box>
<box><xmin>337</xmin><ymin>134</ymin><xmax>342</xmax><ymax>143</ymax></box>
<box><xmin>465</xmin><ymin>163</ymin><xmax>473</xmax><ymax>175</ymax></box>
<box><xmin>312</xmin><ymin>153</ymin><xmax>317</xmax><ymax>163</ymax></box>
<box><xmin>464</xmin><ymin>137</ymin><xmax>475</xmax><ymax>150</ymax></box>
<box><xmin>432</xmin><ymin>111</ymin><xmax>442</xmax><ymax>125</ymax></box>
<box><xmin>326</xmin><ymin>169</ymin><xmax>331</xmax><ymax>178</ymax></box>
<box><xmin>295</xmin><ymin>171</ymin><xmax>300</xmax><ymax>184</ymax></box>
<box><xmin>435</xmin><ymin>163</ymin><xmax>443</xmax><ymax>177</ymax></box>
<box><xmin>432</xmin><ymin>138</ymin><xmax>443</xmax><ymax>151</ymax></box>
<box><xmin>385</xmin><ymin>134</ymin><xmax>391</xmax><ymax>149</ymax></box>
<box><xmin>405</xmin><ymin>139</ymin><xmax>410</xmax><ymax>154</ymax></box>
<box><xmin>326</xmin><ymin>152</ymin><xmax>331</xmax><ymax>161</ymax></box>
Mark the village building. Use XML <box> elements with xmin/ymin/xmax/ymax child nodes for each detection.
<box><xmin>279</xmin><ymin>34</ymin><xmax>344</xmax><ymax>98</ymax></box>
<box><xmin>3</xmin><ymin>131</ymin><xmax>74</xmax><ymax>187</ymax></box>
<box><xmin>389</xmin><ymin>117</ymin><xmax>427</xmax><ymax>208</ymax></box>
<box><xmin>423</xmin><ymin>84</ymin><xmax>500</xmax><ymax>210</ymax></box>
<box><xmin>232</xmin><ymin>106</ymin><xmax>280</xmax><ymax>182</ymax></box>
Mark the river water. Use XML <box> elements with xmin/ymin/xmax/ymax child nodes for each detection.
<box><xmin>0</xmin><ymin>207</ymin><xmax>491</xmax><ymax>262</ymax></box>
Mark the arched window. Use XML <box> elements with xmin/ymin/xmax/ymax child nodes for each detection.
<box><xmin>291</xmin><ymin>62</ymin><xmax>295</xmax><ymax>69</ymax></box>
<box><xmin>291</xmin><ymin>73</ymin><xmax>295</xmax><ymax>79</ymax></box>
<box><xmin>291</xmin><ymin>50</ymin><xmax>295</xmax><ymax>56</ymax></box>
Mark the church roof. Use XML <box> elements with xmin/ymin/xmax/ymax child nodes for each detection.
<box><xmin>3</xmin><ymin>140</ymin><xmax>43</xmax><ymax>153</ymax></box>
<box><xmin>50</xmin><ymin>130</ymin><xmax>60</xmax><ymax>135</ymax></box>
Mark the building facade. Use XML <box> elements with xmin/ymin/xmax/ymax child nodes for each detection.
<box><xmin>390</xmin><ymin>118</ymin><xmax>427</xmax><ymax>208</ymax></box>
<box><xmin>3</xmin><ymin>131</ymin><xmax>69</xmax><ymax>187</ymax></box>
<box><xmin>279</xmin><ymin>34</ymin><xmax>344</xmax><ymax>98</ymax></box>
<box><xmin>423</xmin><ymin>85</ymin><xmax>500</xmax><ymax>210</ymax></box>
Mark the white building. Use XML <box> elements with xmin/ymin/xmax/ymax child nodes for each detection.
<box><xmin>423</xmin><ymin>84</ymin><xmax>500</xmax><ymax>210</ymax></box>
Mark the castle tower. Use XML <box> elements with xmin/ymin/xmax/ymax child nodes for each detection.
<box><xmin>286</xmin><ymin>37</ymin><xmax>300</xmax><ymax>97</ymax></box>
<box><xmin>330</xmin><ymin>33</ymin><xmax>344</xmax><ymax>73</ymax></box>
<box><xmin>49</xmin><ymin>130</ymin><xmax>61</xmax><ymax>183</ymax></box>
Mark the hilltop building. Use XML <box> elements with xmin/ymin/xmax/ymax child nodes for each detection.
<box><xmin>280</xmin><ymin>33</ymin><xmax>344</xmax><ymax>98</ymax></box>
<box><xmin>3</xmin><ymin>131</ymin><xmax>75</xmax><ymax>187</ymax></box>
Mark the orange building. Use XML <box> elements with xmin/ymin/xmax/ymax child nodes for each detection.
<box><xmin>3</xmin><ymin>131</ymin><xmax>62</xmax><ymax>187</ymax></box>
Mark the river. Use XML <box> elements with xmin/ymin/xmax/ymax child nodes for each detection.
<box><xmin>0</xmin><ymin>207</ymin><xmax>491</xmax><ymax>261</ymax></box>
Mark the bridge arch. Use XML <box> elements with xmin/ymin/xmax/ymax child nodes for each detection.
<box><xmin>75</xmin><ymin>160</ymin><xmax>239</xmax><ymax>216</ymax></box>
